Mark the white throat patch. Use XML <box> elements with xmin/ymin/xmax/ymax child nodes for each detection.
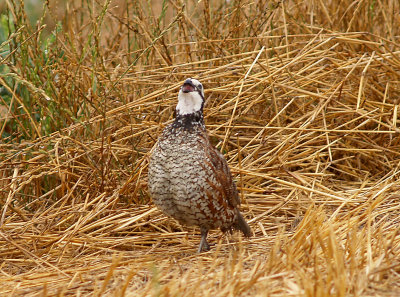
<box><xmin>176</xmin><ymin>90</ymin><xmax>203</xmax><ymax>115</ymax></box>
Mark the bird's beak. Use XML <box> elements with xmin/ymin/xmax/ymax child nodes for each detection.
<box><xmin>182</xmin><ymin>79</ymin><xmax>195</xmax><ymax>93</ymax></box>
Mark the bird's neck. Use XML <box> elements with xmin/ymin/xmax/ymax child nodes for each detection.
<box><xmin>172</xmin><ymin>110</ymin><xmax>205</xmax><ymax>131</ymax></box>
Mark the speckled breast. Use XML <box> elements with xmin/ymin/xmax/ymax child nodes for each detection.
<box><xmin>148</xmin><ymin>125</ymin><xmax>237</xmax><ymax>230</ymax></box>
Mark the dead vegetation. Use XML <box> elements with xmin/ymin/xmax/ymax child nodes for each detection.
<box><xmin>1</xmin><ymin>0</ymin><xmax>400</xmax><ymax>296</ymax></box>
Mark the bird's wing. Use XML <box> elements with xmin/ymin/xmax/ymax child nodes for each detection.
<box><xmin>206</xmin><ymin>146</ymin><xmax>241</xmax><ymax>208</ymax></box>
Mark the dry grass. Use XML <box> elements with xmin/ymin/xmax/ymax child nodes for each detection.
<box><xmin>1</xmin><ymin>0</ymin><xmax>400</xmax><ymax>296</ymax></box>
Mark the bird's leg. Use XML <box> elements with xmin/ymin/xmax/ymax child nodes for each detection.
<box><xmin>198</xmin><ymin>227</ymin><xmax>210</xmax><ymax>253</ymax></box>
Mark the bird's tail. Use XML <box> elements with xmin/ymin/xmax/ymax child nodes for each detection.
<box><xmin>234</xmin><ymin>210</ymin><xmax>252</xmax><ymax>237</ymax></box>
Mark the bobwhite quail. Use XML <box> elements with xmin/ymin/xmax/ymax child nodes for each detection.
<box><xmin>148</xmin><ymin>78</ymin><xmax>251</xmax><ymax>252</ymax></box>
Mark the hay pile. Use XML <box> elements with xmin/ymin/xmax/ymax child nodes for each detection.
<box><xmin>1</xmin><ymin>0</ymin><xmax>400</xmax><ymax>296</ymax></box>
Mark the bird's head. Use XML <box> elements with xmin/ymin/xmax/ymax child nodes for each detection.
<box><xmin>176</xmin><ymin>78</ymin><xmax>204</xmax><ymax>116</ymax></box>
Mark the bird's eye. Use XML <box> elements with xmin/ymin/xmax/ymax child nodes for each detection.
<box><xmin>197</xmin><ymin>84</ymin><xmax>203</xmax><ymax>89</ymax></box>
